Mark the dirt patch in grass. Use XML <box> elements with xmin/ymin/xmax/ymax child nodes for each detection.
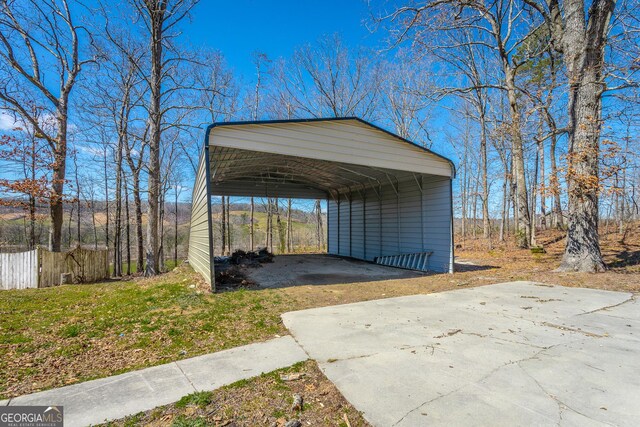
<box><xmin>102</xmin><ymin>360</ymin><xmax>369</xmax><ymax>427</ymax></box>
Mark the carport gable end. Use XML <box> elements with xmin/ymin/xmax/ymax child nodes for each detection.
<box><xmin>188</xmin><ymin>117</ymin><xmax>456</xmax><ymax>291</ymax></box>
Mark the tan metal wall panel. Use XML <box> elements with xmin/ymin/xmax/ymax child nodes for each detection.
<box><xmin>364</xmin><ymin>187</ymin><xmax>382</xmax><ymax>261</ymax></box>
<box><xmin>188</xmin><ymin>150</ymin><xmax>213</xmax><ymax>287</ymax></box>
<box><xmin>327</xmin><ymin>175</ymin><xmax>453</xmax><ymax>273</ymax></box>
<box><xmin>338</xmin><ymin>193</ymin><xmax>351</xmax><ymax>256</ymax></box>
<box><xmin>422</xmin><ymin>176</ymin><xmax>453</xmax><ymax>272</ymax></box>
<box><xmin>328</xmin><ymin>198</ymin><xmax>338</xmax><ymax>254</ymax></box>
<box><xmin>350</xmin><ymin>196</ymin><xmax>365</xmax><ymax>259</ymax></box>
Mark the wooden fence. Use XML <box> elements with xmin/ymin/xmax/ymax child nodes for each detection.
<box><xmin>0</xmin><ymin>247</ymin><xmax>109</xmax><ymax>290</ymax></box>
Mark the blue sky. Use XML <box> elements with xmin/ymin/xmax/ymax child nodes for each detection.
<box><xmin>189</xmin><ymin>0</ymin><xmax>384</xmax><ymax>81</ymax></box>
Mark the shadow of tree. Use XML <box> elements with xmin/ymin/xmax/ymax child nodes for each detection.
<box><xmin>608</xmin><ymin>250</ymin><xmax>640</xmax><ymax>268</ymax></box>
<box><xmin>454</xmin><ymin>262</ymin><xmax>498</xmax><ymax>272</ymax></box>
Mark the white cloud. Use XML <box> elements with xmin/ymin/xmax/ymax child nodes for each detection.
<box><xmin>0</xmin><ymin>110</ymin><xmax>63</xmax><ymax>133</ymax></box>
<box><xmin>0</xmin><ymin>112</ymin><xmax>18</xmax><ymax>131</ymax></box>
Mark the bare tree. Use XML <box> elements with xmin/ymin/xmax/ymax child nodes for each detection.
<box><xmin>0</xmin><ymin>0</ymin><xmax>94</xmax><ymax>250</ymax></box>
<box><xmin>251</xmin><ymin>51</ymin><xmax>269</xmax><ymax>250</ymax></box>
<box><xmin>522</xmin><ymin>0</ymin><xmax>616</xmax><ymax>271</ymax></box>
<box><xmin>272</xmin><ymin>34</ymin><xmax>382</xmax><ymax>119</ymax></box>
<box><xmin>381</xmin><ymin>0</ymin><xmax>545</xmax><ymax>247</ymax></box>
<box><xmin>130</xmin><ymin>0</ymin><xmax>197</xmax><ymax>275</ymax></box>
<box><xmin>380</xmin><ymin>50</ymin><xmax>434</xmax><ymax>147</ymax></box>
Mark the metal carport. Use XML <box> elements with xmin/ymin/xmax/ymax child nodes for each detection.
<box><xmin>188</xmin><ymin>117</ymin><xmax>455</xmax><ymax>290</ymax></box>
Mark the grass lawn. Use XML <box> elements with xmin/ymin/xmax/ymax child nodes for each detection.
<box><xmin>0</xmin><ymin>266</ymin><xmax>292</xmax><ymax>399</ymax></box>
<box><xmin>1</xmin><ymin>227</ymin><xmax>639</xmax><ymax>401</ymax></box>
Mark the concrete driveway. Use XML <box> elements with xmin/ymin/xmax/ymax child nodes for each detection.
<box><xmin>282</xmin><ymin>281</ymin><xmax>639</xmax><ymax>426</ymax></box>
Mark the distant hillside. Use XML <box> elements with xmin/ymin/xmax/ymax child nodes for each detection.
<box><xmin>0</xmin><ymin>199</ymin><xmax>326</xmax><ymax>256</ymax></box>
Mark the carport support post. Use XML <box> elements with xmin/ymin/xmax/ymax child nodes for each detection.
<box><xmin>205</xmin><ymin>145</ymin><xmax>216</xmax><ymax>290</ymax></box>
<box><xmin>449</xmin><ymin>178</ymin><xmax>455</xmax><ymax>274</ymax></box>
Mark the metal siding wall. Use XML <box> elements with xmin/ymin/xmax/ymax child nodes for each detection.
<box><xmin>350</xmin><ymin>194</ymin><xmax>365</xmax><ymax>259</ymax></box>
<box><xmin>364</xmin><ymin>187</ymin><xmax>381</xmax><ymax>261</ymax></box>
<box><xmin>188</xmin><ymin>151</ymin><xmax>213</xmax><ymax>285</ymax></box>
<box><xmin>327</xmin><ymin>198</ymin><xmax>338</xmax><ymax>255</ymax></box>
<box><xmin>422</xmin><ymin>175</ymin><xmax>453</xmax><ymax>272</ymax></box>
<box><xmin>399</xmin><ymin>179</ymin><xmax>424</xmax><ymax>254</ymax></box>
<box><xmin>338</xmin><ymin>193</ymin><xmax>351</xmax><ymax>256</ymax></box>
<box><xmin>380</xmin><ymin>184</ymin><xmax>399</xmax><ymax>256</ymax></box>
<box><xmin>329</xmin><ymin>176</ymin><xmax>452</xmax><ymax>273</ymax></box>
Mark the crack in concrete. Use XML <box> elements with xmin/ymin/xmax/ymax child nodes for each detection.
<box><xmin>458</xmin><ymin>330</ymin><xmax>548</xmax><ymax>350</ymax></box>
<box><xmin>577</xmin><ymin>295</ymin><xmax>636</xmax><ymax>316</ymax></box>
<box><xmin>517</xmin><ymin>361</ymin><xmax>616</xmax><ymax>427</ymax></box>
<box><xmin>390</xmin><ymin>386</ymin><xmax>463</xmax><ymax>426</ymax></box>
<box><xmin>174</xmin><ymin>362</ymin><xmax>198</xmax><ymax>393</ymax></box>
<box><xmin>324</xmin><ymin>353</ymin><xmax>375</xmax><ymax>363</ymax></box>
<box><xmin>391</xmin><ymin>346</ymin><xmax>556</xmax><ymax>426</ymax></box>
<box><xmin>283</xmin><ymin>333</ymin><xmax>313</xmax><ymax>361</ymax></box>
<box><xmin>541</xmin><ymin>322</ymin><xmax>607</xmax><ymax>338</ymax></box>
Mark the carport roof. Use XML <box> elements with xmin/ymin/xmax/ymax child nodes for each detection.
<box><xmin>204</xmin><ymin>117</ymin><xmax>455</xmax><ymax>199</ymax></box>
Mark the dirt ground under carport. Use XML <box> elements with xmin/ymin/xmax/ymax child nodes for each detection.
<box><xmin>246</xmin><ymin>254</ymin><xmax>424</xmax><ymax>288</ymax></box>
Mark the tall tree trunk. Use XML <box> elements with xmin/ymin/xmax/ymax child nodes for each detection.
<box><xmin>174</xmin><ymin>188</ymin><xmax>178</xmax><ymax>267</ymax></box>
<box><xmin>114</xmin><ymin>136</ymin><xmax>123</xmax><ymax>277</ymax></box>
<box><xmin>480</xmin><ymin>109</ymin><xmax>490</xmax><ymax>240</ymax></box>
<box><xmin>226</xmin><ymin>196</ymin><xmax>231</xmax><ymax>253</ymax></box>
<box><xmin>133</xmin><ymin>176</ymin><xmax>144</xmax><ymax>274</ymax></box>
<box><xmin>472</xmin><ymin>176</ymin><xmax>479</xmax><ymax>238</ymax></box>
<box><xmin>91</xmin><ymin>197</ymin><xmax>98</xmax><ymax>250</ymax></box>
<box><xmin>124</xmin><ymin>181</ymin><xmax>131</xmax><ymax>275</ymax></box>
<box><xmin>221</xmin><ymin>196</ymin><xmax>226</xmax><ymax>254</ymax></box>
<box><xmin>539</xmin><ymin>133</ymin><xmax>547</xmax><ymax>230</ymax></box>
<box><xmin>67</xmin><ymin>203</ymin><xmax>73</xmax><ymax>249</ymax></box>
<box><xmin>158</xmin><ymin>190</ymin><xmax>165</xmax><ymax>272</ymax></box>
<box><xmin>145</xmin><ymin>3</ymin><xmax>165</xmax><ymax>276</ymax></box>
<box><xmin>250</xmin><ymin>197</ymin><xmax>254</xmax><ymax>251</ymax></box>
<box><xmin>548</xmin><ymin>132</ymin><xmax>563</xmax><ymax>228</ymax></box>
<box><xmin>286</xmin><ymin>198</ymin><xmax>292</xmax><ymax>253</ymax></box>
<box><xmin>49</xmin><ymin>111</ymin><xmax>68</xmax><ymax>252</ymax></box>
<box><xmin>460</xmin><ymin>170</ymin><xmax>467</xmax><ymax>242</ymax></box>
<box><xmin>500</xmin><ymin>178</ymin><xmax>507</xmax><ymax>242</ymax></box>
<box><xmin>103</xmin><ymin>146</ymin><xmax>110</xmax><ymax>252</ymax></box>
<box><xmin>315</xmin><ymin>199</ymin><xmax>323</xmax><ymax>250</ymax></box>
<box><xmin>619</xmin><ymin>128</ymin><xmax>629</xmax><ymax>236</ymax></box>
<box><xmin>275</xmin><ymin>198</ymin><xmax>286</xmax><ymax>253</ymax></box>
<box><xmin>29</xmin><ymin>134</ymin><xmax>36</xmax><ymax>249</ymax></box>
<box><xmin>531</xmin><ymin>144</ymin><xmax>539</xmax><ymax>246</ymax></box>
<box><xmin>74</xmin><ymin>151</ymin><xmax>81</xmax><ymax>246</ymax></box>
<box><xmin>556</xmin><ymin>0</ymin><xmax>613</xmax><ymax>272</ymax></box>
<box><xmin>505</xmin><ymin>68</ymin><xmax>531</xmax><ymax>248</ymax></box>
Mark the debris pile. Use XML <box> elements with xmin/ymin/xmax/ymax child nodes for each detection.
<box><xmin>214</xmin><ymin>248</ymin><xmax>274</xmax><ymax>288</ymax></box>
<box><xmin>230</xmin><ymin>248</ymin><xmax>274</xmax><ymax>266</ymax></box>
<box><xmin>215</xmin><ymin>265</ymin><xmax>255</xmax><ymax>288</ymax></box>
